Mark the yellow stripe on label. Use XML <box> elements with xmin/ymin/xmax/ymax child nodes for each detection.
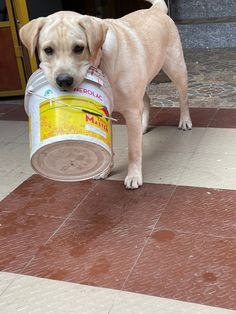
<box><xmin>39</xmin><ymin>96</ymin><xmax>111</xmax><ymax>149</ymax></box>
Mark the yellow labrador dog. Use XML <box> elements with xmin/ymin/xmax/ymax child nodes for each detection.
<box><xmin>20</xmin><ymin>0</ymin><xmax>192</xmax><ymax>189</ymax></box>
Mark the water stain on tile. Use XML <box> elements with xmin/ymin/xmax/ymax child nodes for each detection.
<box><xmin>21</xmin><ymin>180</ymin><xmax>169</xmax><ymax>287</ymax></box>
<box><xmin>88</xmin><ymin>257</ymin><xmax>110</xmax><ymax>276</ymax></box>
<box><xmin>156</xmin><ymin>186</ymin><xmax>236</xmax><ymax>238</ymax></box>
<box><xmin>0</xmin><ymin>212</ymin><xmax>30</xmax><ymax>236</ymax></box>
<box><xmin>152</xmin><ymin>230</ymin><xmax>175</xmax><ymax>242</ymax></box>
<box><xmin>124</xmin><ymin>231</ymin><xmax>236</xmax><ymax>310</ymax></box>
<box><xmin>69</xmin><ymin>215</ymin><xmax>115</xmax><ymax>258</ymax></box>
<box><xmin>202</xmin><ymin>272</ymin><xmax>217</xmax><ymax>283</ymax></box>
<box><xmin>70</xmin><ymin>245</ymin><xmax>88</xmax><ymax>258</ymax></box>
<box><xmin>0</xmin><ymin>175</ymin><xmax>97</xmax><ymax>218</ymax></box>
<box><xmin>0</xmin><ymin>212</ymin><xmax>56</xmax><ymax>236</ymax></box>
<box><xmin>47</xmin><ymin>269</ymin><xmax>70</xmax><ymax>281</ymax></box>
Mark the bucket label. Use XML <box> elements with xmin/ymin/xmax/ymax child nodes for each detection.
<box><xmin>39</xmin><ymin>95</ymin><xmax>111</xmax><ymax>149</ymax></box>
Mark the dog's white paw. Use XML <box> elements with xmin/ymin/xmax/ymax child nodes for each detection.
<box><xmin>178</xmin><ymin>119</ymin><xmax>192</xmax><ymax>131</ymax></box>
<box><xmin>124</xmin><ymin>174</ymin><xmax>143</xmax><ymax>189</ymax></box>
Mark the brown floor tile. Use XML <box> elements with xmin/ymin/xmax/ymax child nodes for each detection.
<box><xmin>71</xmin><ymin>180</ymin><xmax>174</xmax><ymax>225</ymax></box>
<box><xmin>0</xmin><ymin>211</ymin><xmax>63</xmax><ymax>272</ymax></box>
<box><xmin>22</xmin><ymin>181</ymin><xmax>175</xmax><ymax>288</ymax></box>
<box><xmin>189</xmin><ymin>107</ymin><xmax>218</xmax><ymax>127</ymax></box>
<box><xmin>150</xmin><ymin>107</ymin><xmax>217</xmax><ymax>128</ymax></box>
<box><xmin>149</xmin><ymin>107</ymin><xmax>163</xmax><ymax>125</ymax></box>
<box><xmin>23</xmin><ymin>217</ymin><xmax>150</xmax><ymax>287</ymax></box>
<box><xmin>124</xmin><ymin>231</ymin><xmax>236</xmax><ymax>310</ymax></box>
<box><xmin>1</xmin><ymin>175</ymin><xmax>236</xmax><ymax>309</ymax></box>
<box><xmin>0</xmin><ymin>103</ymin><xmax>19</xmax><ymax>114</ymax></box>
<box><xmin>157</xmin><ymin>186</ymin><xmax>236</xmax><ymax>238</ymax></box>
<box><xmin>150</xmin><ymin>107</ymin><xmax>179</xmax><ymax>127</ymax></box>
<box><xmin>0</xmin><ymin>175</ymin><xmax>97</xmax><ymax>218</ymax></box>
<box><xmin>209</xmin><ymin>109</ymin><xmax>236</xmax><ymax>128</ymax></box>
<box><xmin>0</xmin><ymin>105</ymin><xmax>28</xmax><ymax>121</ymax></box>
<box><xmin>123</xmin><ymin>185</ymin><xmax>236</xmax><ymax>309</ymax></box>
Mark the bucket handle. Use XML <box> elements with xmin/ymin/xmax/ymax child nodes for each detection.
<box><xmin>27</xmin><ymin>89</ymin><xmax>118</xmax><ymax>122</ymax></box>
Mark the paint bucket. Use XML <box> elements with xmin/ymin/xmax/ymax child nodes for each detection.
<box><xmin>24</xmin><ymin>67</ymin><xmax>113</xmax><ymax>182</ymax></box>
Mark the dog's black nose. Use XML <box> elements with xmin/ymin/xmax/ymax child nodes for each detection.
<box><xmin>56</xmin><ymin>74</ymin><xmax>74</xmax><ymax>88</ymax></box>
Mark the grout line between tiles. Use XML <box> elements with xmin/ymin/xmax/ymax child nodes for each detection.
<box><xmin>19</xmin><ymin>181</ymin><xmax>100</xmax><ymax>275</ymax></box>
<box><xmin>175</xmin><ymin>124</ymin><xmax>236</xmax><ymax>189</ymax></box>
<box><xmin>207</xmin><ymin>108</ymin><xmax>219</xmax><ymax>127</ymax></box>
<box><xmin>0</xmin><ymin>272</ymin><xmax>19</xmax><ymax>298</ymax></box>
<box><xmin>175</xmin><ymin>123</ymin><xmax>215</xmax><ymax>187</ymax></box>
<box><xmin>107</xmin><ymin>184</ymin><xmax>178</xmax><ymax>314</ymax></box>
<box><xmin>21</xmin><ymin>254</ymin><xmax>37</xmax><ymax>270</ymax></box>
<box><xmin>43</xmin><ymin>181</ymin><xmax>100</xmax><ymax>245</ymax></box>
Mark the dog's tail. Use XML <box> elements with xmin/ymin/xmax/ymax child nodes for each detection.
<box><xmin>145</xmin><ymin>0</ymin><xmax>168</xmax><ymax>14</ymax></box>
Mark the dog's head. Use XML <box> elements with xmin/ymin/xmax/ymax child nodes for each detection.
<box><xmin>20</xmin><ymin>12</ymin><xmax>108</xmax><ymax>90</ymax></box>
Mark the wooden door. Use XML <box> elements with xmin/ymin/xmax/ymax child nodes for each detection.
<box><xmin>0</xmin><ymin>0</ymin><xmax>27</xmax><ymax>96</ymax></box>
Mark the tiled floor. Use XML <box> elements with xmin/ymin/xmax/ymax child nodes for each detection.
<box><xmin>0</xmin><ymin>48</ymin><xmax>236</xmax><ymax>313</ymax></box>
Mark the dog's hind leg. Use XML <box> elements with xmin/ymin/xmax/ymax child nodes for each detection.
<box><xmin>162</xmin><ymin>44</ymin><xmax>192</xmax><ymax>130</ymax></box>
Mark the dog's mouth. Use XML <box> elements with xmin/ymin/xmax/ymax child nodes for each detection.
<box><xmin>60</xmin><ymin>87</ymin><xmax>74</xmax><ymax>92</ymax></box>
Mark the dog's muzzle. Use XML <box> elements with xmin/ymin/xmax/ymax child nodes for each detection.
<box><xmin>56</xmin><ymin>74</ymin><xmax>74</xmax><ymax>89</ymax></box>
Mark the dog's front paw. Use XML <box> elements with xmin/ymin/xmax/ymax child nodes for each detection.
<box><xmin>178</xmin><ymin>119</ymin><xmax>192</xmax><ymax>131</ymax></box>
<box><xmin>124</xmin><ymin>174</ymin><xmax>143</xmax><ymax>189</ymax></box>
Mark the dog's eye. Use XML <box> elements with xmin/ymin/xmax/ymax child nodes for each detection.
<box><xmin>73</xmin><ymin>45</ymin><xmax>84</xmax><ymax>54</ymax></box>
<box><xmin>44</xmin><ymin>47</ymin><xmax>54</xmax><ymax>55</ymax></box>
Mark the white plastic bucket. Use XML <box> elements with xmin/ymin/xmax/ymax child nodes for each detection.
<box><xmin>24</xmin><ymin>67</ymin><xmax>113</xmax><ymax>182</ymax></box>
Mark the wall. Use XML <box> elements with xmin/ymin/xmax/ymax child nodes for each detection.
<box><xmin>171</xmin><ymin>0</ymin><xmax>236</xmax><ymax>48</ymax></box>
<box><xmin>26</xmin><ymin>0</ymin><xmax>63</xmax><ymax>19</ymax></box>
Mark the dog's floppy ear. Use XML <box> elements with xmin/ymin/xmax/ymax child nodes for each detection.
<box><xmin>19</xmin><ymin>17</ymin><xmax>46</xmax><ymax>57</ymax></box>
<box><xmin>79</xmin><ymin>17</ymin><xmax>108</xmax><ymax>59</ymax></box>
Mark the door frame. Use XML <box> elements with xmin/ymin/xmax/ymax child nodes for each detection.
<box><xmin>0</xmin><ymin>0</ymin><xmax>25</xmax><ymax>96</ymax></box>
<box><xmin>11</xmin><ymin>0</ymin><xmax>38</xmax><ymax>75</ymax></box>
<box><xmin>0</xmin><ymin>0</ymin><xmax>37</xmax><ymax>97</ymax></box>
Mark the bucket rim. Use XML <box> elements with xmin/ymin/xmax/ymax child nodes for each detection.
<box><xmin>24</xmin><ymin>67</ymin><xmax>113</xmax><ymax>115</ymax></box>
<box><xmin>30</xmin><ymin>139</ymin><xmax>112</xmax><ymax>182</ymax></box>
